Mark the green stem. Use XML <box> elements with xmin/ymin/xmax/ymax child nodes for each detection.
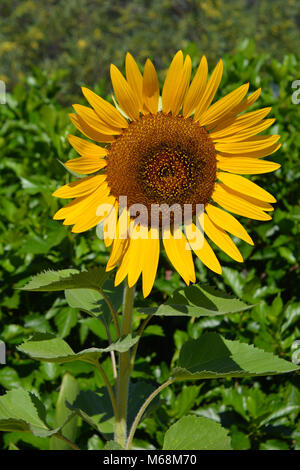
<box><xmin>105</xmin><ymin>325</ymin><xmax>118</xmax><ymax>381</ymax></box>
<box><xmin>114</xmin><ymin>282</ymin><xmax>135</xmax><ymax>447</ymax></box>
<box><xmin>126</xmin><ymin>378</ymin><xmax>175</xmax><ymax>450</ymax></box>
<box><xmin>53</xmin><ymin>432</ymin><xmax>81</xmax><ymax>450</ymax></box>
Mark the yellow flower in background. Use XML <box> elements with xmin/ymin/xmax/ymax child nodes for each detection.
<box><xmin>53</xmin><ymin>51</ymin><xmax>281</xmax><ymax>296</ymax></box>
<box><xmin>77</xmin><ymin>39</ymin><xmax>87</xmax><ymax>49</ymax></box>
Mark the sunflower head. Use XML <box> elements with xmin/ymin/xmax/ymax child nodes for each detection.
<box><xmin>53</xmin><ymin>51</ymin><xmax>281</xmax><ymax>296</ymax></box>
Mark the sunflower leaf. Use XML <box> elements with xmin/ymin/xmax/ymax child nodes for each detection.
<box><xmin>138</xmin><ymin>284</ymin><xmax>252</xmax><ymax>317</ymax></box>
<box><xmin>0</xmin><ymin>389</ymin><xmax>64</xmax><ymax>437</ymax></box>
<box><xmin>17</xmin><ymin>332</ymin><xmax>138</xmax><ymax>364</ymax></box>
<box><xmin>172</xmin><ymin>333</ymin><xmax>299</xmax><ymax>380</ymax></box>
<box><xmin>163</xmin><ymin>415</ymin><xmax>231</xmax><ymax>450</ymax></box>
<box><xmin>66</xmin><ymin>388</ymin><xmax>113</xmax><ymax>434</ymax></box>
<box><xmin>64</xmin><ymin>279</ymin><xmax>123</xmax><ymax>327</ymax></box>
<box><xmin>50</xmin><ymin>373</ymin><xmax>80</xmax><ymax>450</ymax></box>
<box><xmin>20</xmin><ymin>267</ymin><xmax>110</xmax><ymax>292</ymax></box>
<box><xmin>66</xmin><ymin>382</ymin><xmax>156</xmax><ymax>438</ymax></box>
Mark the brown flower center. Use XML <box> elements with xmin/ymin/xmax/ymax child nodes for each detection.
<box><xmin>106</xmin><ymin>112</ymin><xmax>217</xmax><ymax>225</ymax></box>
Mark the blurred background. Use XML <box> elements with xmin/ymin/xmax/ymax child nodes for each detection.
<box><xmin>1</xmin><ymin>0</ymin><xmax>300</xmax><ymax>100</ymax></box>
<box><xmin>0</xmin><ymin>0</ymin><xmax>300</xmax><ymax>450</ymax></box>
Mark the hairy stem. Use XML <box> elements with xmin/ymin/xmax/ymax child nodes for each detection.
<box><xmin>114</xmin><ymin>282</ymin><xmax>135</xmax><ymax>447</ymax></box>
<box><xmin>53</xmin><ymin>432</ymin><xmax>81</xmax><ymax>450</ymax></box>
<box><xmin>126</xmin><ymin>378</ymin><xmax>175</xmax><ymax>450</ymax></box>
<box><xmin>106</xmin><ymin>326</ymin><xmax>118</xmax><ymax>381</ymax></box>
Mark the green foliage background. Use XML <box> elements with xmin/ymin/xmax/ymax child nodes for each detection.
<box><xmin>0</xmin><ymin>0</ymin><xmax>300</xmax><ymax>450</ymax></box>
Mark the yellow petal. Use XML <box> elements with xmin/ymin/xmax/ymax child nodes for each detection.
<box><xmin>142</xmin><ymin>227</ymin><xmax>160</xmax><ymax>297</ymax></box>
<box><xmin>200</xmin><ymin>214</ymin><xmax>243</xmax><ymax>262</ymax></box>
<box><xmin>142</xmin><ymin>58</ymin><xmax>160</xmax><ymax>114</ymax></box>
<box><xmin>185</xmin><ymin>222</ymin><xmax>222</xmax><ymax>274</ymax></box>
<box><xmin>172</xmin><ymin>54</ymin><xmax>192</xmax><ymax>115</ymax></box>
<box><xmin>127</xmin><ymin>238</ymin><xmax>143</xmax><ymax>287</ymax></box>
<box><xmin>53</xmin><ymin>196</ymin><xmax>85</xmax><ymax>220</ymax></box>
<box><xmin>162</xmin><ymin>50</ymin><xmax>184</xmax><ymax>114</ymax></box>
<box><xmin>68</xmin><ymin>135</ymin><xmax>108</xmax><ymax>157</ymax></box>
<box><xmin>103</xmin><ymin>200</ymin><xmax>119</xmax><ymax>247</ymax></box>
<box><xmin>209</xmin><ymin>107</ymin><xmax>272</xmax><ymax>138</ymax></box>
<box><xmin>69</xmin><ymin>113</ymin><xmax>114</xmax><ymax>143</ymax></box>
<box><xmin>215</xmin><ymin>135</ymin><xmax>280</xmax><ymax>153</ymax></box>
<box><xmin>212</xmin><ymin>183</ymin><xmax>272</xmax><ymax>220</ymax></box>
<box><xmin>63</xmin><ymin>184</ymin><xmax>110</xmax><ymax>225</ymax></box>
<box><xmin>194</xmin><ymin>59</ymin><xmax>223</xmax><ymax>122</ymax></box>
<box><xmin>205</xmin><ymin>203</ymin><xmax>253</xmax><ymax>245</ymax></box>
<box><xmin>117</xmin><ymin>207</ymin><xmax>131</xmax><ymax>240</ymax></box>
<box><xmin>229</xmin><ymin>192</ymin><xmax>274</xmax><ymax>212</ymax></box>
<box><xmin>72</xmin><ymin>194</ymin><xmax>115</xmax><ymax>233</ymax></box>
<box><xmin>219</xmin><ymin>142</ymin><xmax>281</xmax><ymax>159</ymax></box>
<box><xmin>217</xmin><ymin>155</ymin><xmax>281</xmax><ymax>174</ymax></box>
<box><xmin>218</xmin><ymin>172</ymin><xmax>276</xmax><ymax>203</ymax></box>
<box><xmin>110</xmin><ymin>64</ymin><xmax>140</xmax><ymax>121</ymax></box>
<box><xmin>226</xmin><ymin>88</ymin><xmax>262</xmax><ymax>118</ymax></box>
<box><xmin>126</xmin><ymin>53</ymin><xmax>143</xmax><ymax>111</ymax></box>
<box><xmin>126</xmin><ymin>223</ymin><xmax>150</xmax><ymax>287</ymax></box>
<box><xmin>183</xmin><ymin>56</ymin><xmax>208</xmax><ymax>117</ymax></box>
<box><xmin>198</xmin><ymin>83</ymin><xmax>249</xmax><ymax>126</ymax></box>
<box><xmin>73</xmin><ymin>104</ymin><xmax>121</xmax><ymax>135</ymax></box>
<box><xmin>163</xmin><ymin>227</ymin><xmax>195</xmax><ymax>284</ymax></box>
<box><xmin>213</xmin><ymin>119</ymin><xmax>275</xmax><ymax>143</ymax></box>
<box><xmin>52</xmin><ymin>175</ymin><xmax>106</xmax><ymax>198</ymax></box>
<box><xmin>55</xmin><ymin>184</ymin><xmax>109</xmax><ymax>227</ymax></box>
<box><xmin>65</xmin><ymin>156</ymin><xmax>107</xmax><ymax>174</ymax></box>
<box><xmin>106</xmin><ymin>236</ymin><xmax>129</xmax><ymax>272</ymax></box>
<box><xmin>114</xmin><ymin>245</ymin><xmax>131</xmax><ymax>286</ymax></box>
<box><xmin>81</xmin><ymin>87</ymin><xmax>128</xmax><ymax>128</ymax></box>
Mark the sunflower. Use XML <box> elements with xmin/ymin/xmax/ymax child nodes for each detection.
<box><xmin>53</xmin><ymin>51</ymin><xmax>281</xmax><ymax>297</ymax></box>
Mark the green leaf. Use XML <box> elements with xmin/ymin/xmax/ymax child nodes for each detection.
<box><xmin>127</xmin><ymin>382</ymin><xmax>158</xmax><ymax>427</ymax></box>
<box><xmin>139</xmin><ymin>284</ymin><xmax>251</xmax><ymax>317</ymax></box>
<box><xmin>0</xmin><ymin>389</ymin><xmax>58</xmax><ymax>437</ymax></box>
<box><xmin>230</xmin><ymin>426</ymin><xmax>251</xmax><ymax>450</ymax></box>
<box><xmin>88</xmin><ymin>434</ymin><xmax>104</xmax><ymax>450</ymax></box>
<box><xmin>20</xmin><ymin>267</ymin><xmax>110</xmax><ymax>292</ymax></box>
<box><xmin>260</xmin><ymin>439</ymin><xmax>290</xmax><ymax>450</ymax></box>
<box><xmin>281</xmin><ymin>302</ymin><xmax>300</xmax><ymax>332</ymax></box>
<box><xmin>104</xmin><ymin>441</ymin><xmax>123</xmax><ymax>450</ymax></box>
<box><xmin>3</xmin><ymin>431</ymin><xmax>49</xmax><ymax>450</ymax></box>
<box><xmin>278</xmin><ymin>246</ymin><xmax>297</xmax><ymax>264</ymax></box>
<box><xmin>67</xmin><ymin>382</ymin><xmax>156</xmax><ymax>440</ymax></box>
<box><xmin>18</xmin><ymin>332</ymin><xmax>139</xmax><ymax>364</ymax></box>
<box><xmin>172</xmin><ymin>385</ymin><xmax>201</xmax><ymax>419</ymax></box>
<box><xmin>222</xmin><ymin>267</ymin><xmax>244</xmax><ymax>298</ymax></box>
<box><xmin>65</xmin><ymin>289</ymin><xmax>103</xmax><ymax>317</ymax></box>
<box><xmin>50</xmin><ymin>373</ymin><xmax>79</xmax><ymax>450</ymax></box>
<box><xmin>66</xmin><ymin>388</ymin><xmax>114</xmax><ymax>436</ymax></box>
<box><xmin>172</xmin><ymin>333</ymin><xmax>299</xmax><ymax>380</ymax></box>
<box><xmin>163</xmin><ymin>415</ymin><xmax>231</xmax><ymax>450</ymax></box>
<box><xmin>54</xmin><ymin>307</ymin><xmax>78</xmax><ymax>338</ymax></box>
<box><xmin>64</xmin><ymin>280</ymin><xmax>123</xmax><ymax>326</ymax></box>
